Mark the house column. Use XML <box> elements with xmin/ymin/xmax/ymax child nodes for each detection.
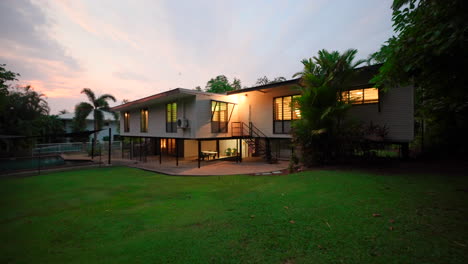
<box><xmin>236</xmin><ymin>138</ymin><xmax>239</xmax><ymax>163</ymax></box>
<box><xmin>216</xmin><ymin>139</ymin><xmax>220</xmax><ymax>159</ymax></box>
<box><xmin>239</xmin><ymin>138</ymin><xmax>242</xmax><ymax>163</ymax></box>
<box><xmin>198</xmin><ymin>140</ymin><xmax>201</xmax><ymax>168</ymax></box>
<box><xmin>175</xmin><ymin>139</ymin><xmax>179</xmax><ymax>166</ymax></box>
<box><xmin>159</xmin><ymin>138</ymin><xmax>162</xmax><ymax>164</ymax></box>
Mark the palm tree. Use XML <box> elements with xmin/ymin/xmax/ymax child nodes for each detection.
<box><xmin>74</xmin><ymin>88</ymin><xmax>116</xmax><ymax>157</ymax></box>
<box><xmin>292</xmin><ymin>49</ymin><xmax>365</xmax><ymax>165</ymax></box>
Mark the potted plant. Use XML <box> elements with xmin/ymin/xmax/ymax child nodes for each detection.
<box><xmin>225</xmin><ymin>148</ymin><xmax>232</xmax><ymax>156</ymax></box>
<box><xmin>232</xmin><ymin>148</ymin><xmax>237</xmax><ymax>155</ymax></box>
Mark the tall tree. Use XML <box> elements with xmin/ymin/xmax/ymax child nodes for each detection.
<box><xmin>255</xmin><ymin>76</ymin><xmax>287</xmax><ymax>86</ymax></box>
<box><xmin>205</xmin><ymin>75</ymin><xmax>242</xmax><ymax>93</ymax></box>
<box><xmin>370</xmin><ymin>0</ymin><xmax>468</xmax><ymax>154</ymax></box>
<box><xmin>74</xmin><ymin>88</ymin><xmax>116</xmax><ymax>148</ymax></box>
<box><xmin>293</xmin><ymin>49</ymin><xmax>365</xmax><ymax>165</ymax></box>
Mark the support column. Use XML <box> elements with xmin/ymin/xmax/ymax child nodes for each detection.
<box><xmin>175</xmin><ymin>138</ymin><xmax>179</xmax><ymax>166</ymax></box>
<box><xmin>236</xmin><ymin>138</ymin><xmax>239</xmax><ymax>163</ymax></box>
<box><xmin>239</xmin><ymin>138</ymin><xmax>242</xmax><ymax>163</ymax></box>
<box><xmin>139</xmin><ymin>137</ymin><xmax>142</xmax><ymax>161</ymax></box>
<box><xmin>216</xmin><ymin>139</ymin><xmax>220</xmax><ymax>159</ymax></box>
<box><xmin>159</xmin><ymin>138</ymin><xmax>162</xmax><ymax>164</ymax></box>
<box><xmin>108</xmin><ymin>128</ymin><xmax>111</xmax><ymax>165</ymax></box>
<box><xmin>198</xmin><ymin>140</ymin><xmax>201</xmax><ymax>168</ymax></box>
<box><xmin>130</xmin><ymin>138</ymin><xmax>134</xmax><ymax>160</ymax></box>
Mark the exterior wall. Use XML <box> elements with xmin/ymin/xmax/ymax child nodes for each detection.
<box><xmin>120</xmin><ymin>96</ymin><xmax>196</xmax><ymax>139</ymax></box>
<box><xmin>236</xmin><ymin>85</ymin><xmax>299</xmax><ymax>138</ymax></box>
<box><xmin>346</xmin><ymin>85</ymin><xmax>414</xmax><ymax>142</ymax></box>
<box><xmin>116</xmin><ymin>84</ymin><xmax>414</xmax><ymax>144</ymax></box>
<box><xmin>184</xmin><ymin>140</ymin><xmax>198</xmax><ymax>157</ymax></box>
<box><xmin>193</xmin><ymin>93</ymin><xmax>239</xmax><ymax>139</ymax></box>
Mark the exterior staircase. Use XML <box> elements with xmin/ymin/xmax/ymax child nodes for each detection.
<box><xmin>231</xmin><ymin>122</ymin><xmax>276</xmax><ymax>163</ymax></box>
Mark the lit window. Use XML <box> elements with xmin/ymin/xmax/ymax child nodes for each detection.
<box><xmin>124</xmin><ymin>112</ymin><xmax>130</xmax><ymax>132</ymax></box>
<box><xmin>166</xmin><ymin>102</ymin><xmax>177</xmax><ymax>133</ymax></box>
<box><xmin>342</xmin><ymin>88</ymin><xmax>379</xmax><ymax>104</ymax></box>
<box><xmin>274</xmin><ymin>95</ymin><xmax>301</xmax><ymax>134</ymax></box>
<box><xmin>140</xmin><ymin>108</ymin><xmax>148</xmax><ymax>132</ymax></box>
<box><xmin>211</xmin><ymin>101</ymin><xmax>228</xmax><ymax>133</ymax></box>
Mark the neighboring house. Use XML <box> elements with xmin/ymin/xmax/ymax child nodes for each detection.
<box><xmin>110</xmin><ymin>65</ymin><xmax>414</xmax><ymax>164</ymax></box>
<box><xmin>58</xmin><ymin>111</ymin><xmax>120</xmax><ymax>142</ymax></box>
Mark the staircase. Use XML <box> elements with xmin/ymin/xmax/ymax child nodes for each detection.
<box><xmin>231</xmin><ymin>122</ymin><xmax>276</xmax><ymax>163</ymax></box>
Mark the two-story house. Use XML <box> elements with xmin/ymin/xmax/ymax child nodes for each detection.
<box><xmin>111</xmin><ymin>65</ymin><xmax>414</xmax><ymax>167</ymax></box>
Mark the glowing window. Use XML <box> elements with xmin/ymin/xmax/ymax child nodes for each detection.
<box><xmin>140</xmin><ymin>108</ymin><xmax>148</xmax><ymax>132</ymax></box>
<box><xmin>166</xmin><ymin>102</ymin><xmax>177</xmax><ymax>133</ymax></box>
<box><xmin>124</xmin><ymin>112</ymin><xmax>130</xmax><ymax>132</ymax></box>
<box><xmin>342</xmin><ymin>88</ymin><xmax>379</xmax><ymax>104</ymax></box>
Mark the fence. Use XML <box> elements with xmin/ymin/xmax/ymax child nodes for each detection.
<box><xmin>1</xmin><ymin>141</ymin><xmax>124</xmax><ymax>175</ymax></box>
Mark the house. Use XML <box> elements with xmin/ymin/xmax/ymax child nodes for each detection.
<box><xmin>58</xmin><ymin>111</ymin><xmax>120</xmax><ymax>142</ymax></box>
<box><xmin>110</xmin><ymin>65</ymin><xmax>414</xmax><ymax>166</ymax></box>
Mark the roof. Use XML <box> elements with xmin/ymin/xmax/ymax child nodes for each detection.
<box><xmin>227</xmin><ymin>78</ymin><xmax>300</xmax><ymax>95</ymax></box>
<box><xmin>109</xmin><ymin>65</ymin><xmax>382</xmax><ymax>111</ymax></box>
<box><xmin>228</xmin><ymin>64</ymin><xmax>381</xmax><ymax>95</ymax></box>
<box><xmin>110</xmin><ymin>88</ymin><xmax>223</xmax><ymax>111</ymax></box>
<box><xmin>58</xmin><ymin>110</ymin><xmax>118</xmax><ymax>121</ymax></box>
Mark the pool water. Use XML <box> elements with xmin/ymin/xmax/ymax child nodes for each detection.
<box><xmin>0</xmin><ymin>155</ymin><xmax>66</xmax><ymax>172</ymax></box>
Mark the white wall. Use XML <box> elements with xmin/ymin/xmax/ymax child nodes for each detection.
<box><xmin>236</xmin><ymin>85</ymin><xmax>298</xmax><ymax>138</ymax></box>
<box><xmin>120</xmin><ymin>96</ymin><xmax>196</xmax><ymax>138</ymax></box>
<box><xmin>346</xmin><ymin>85</ymin><xmax>414</xmax><ymax>142</ymax></box>
<box><xmin>194</xmin><ymin>93</ymin><xmax>239</xmax><ymax>139</ymax></box>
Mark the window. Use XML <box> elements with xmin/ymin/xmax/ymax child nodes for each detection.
<box><xmin>140</xmin><ymin>108</ymin><xmax>148</xmax><ymax>132</ymax></box>
<box><xmin>211</xmin><ymin>101</ymin><xmax>228</xmax><ymax>133</ymax></box>
<box><xmin>166</xmin><ymin>102</ymin><xmax>177</xmax><ymax>133</ymax></box>
<box><xmin>341</xmin><ymin>88</ymin><xmax>379</xmax><ymax>104</ymax></box>
<box><xmin>161</xmin><ymin>138</ymin><xmax>176</xmax><ymax>155</ymax></box>
<box><xmin>273</xmin><ymin>95</ymin><xmax>301</xmax><ymax>134</ymax></box>
<box><xmin>124</xmin><ymin>112</ymin><xmax>130</xmax><ymax>132</ymax></box>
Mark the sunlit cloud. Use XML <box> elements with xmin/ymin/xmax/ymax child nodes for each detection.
<box><xmin>1</xmin><ymin>0</ymin><xmax>394</xmax><ymax>114</ymax></box>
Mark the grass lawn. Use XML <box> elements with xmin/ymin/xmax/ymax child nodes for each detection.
<box><xmin>0</xmin><ymin>167</ymin><xmax>467</xmax><ymax>263</ymax></box>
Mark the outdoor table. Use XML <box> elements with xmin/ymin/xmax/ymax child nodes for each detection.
<box><xmin>201</xmin><ymin>151</ymin><xmax>217</xmax><ymax>160</ymax></box>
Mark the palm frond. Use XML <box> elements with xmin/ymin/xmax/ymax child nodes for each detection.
<box><xmin>97</xmin><ymin>94</ymin><xmax>116</xmax><ymax>103</ymax></box>
<box><xmin>81</xmin><ymin>88</ymin><xmax>96</xmax><ymax>105</ymax></box>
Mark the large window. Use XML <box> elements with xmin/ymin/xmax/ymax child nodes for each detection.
<box><xmin>211</xmin><ymin>101</ymin><xmax>228</xmax><ymax>133</ymax></box>
<box><xmin>124</xmin><ymin>111</ymin><xmax>130</xmax><ymax>132</ymax></box>
<box><xmin>166</xmin><ymin>102</ymin><xmax>177</xmax><ymax>133</ymax></box>
<box><xmin>140</xmin><ymin>108</ymin><xmax>148</xmax><ymax>132</ymax></box>
<box><xmin>273</xmin><ymin>95</ymin><xmax>301</xmax><ymax>134</ymax></box>
<box><xmin>341</xmin><ymin>88</ymin><xmax>379</xmax><ymax>104</ymax></box>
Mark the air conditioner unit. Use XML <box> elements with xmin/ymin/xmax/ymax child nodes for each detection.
<box><xmin>177</xmin><ymin>118</ymin><xmax>189</xmax><ymax>129</ymax></box>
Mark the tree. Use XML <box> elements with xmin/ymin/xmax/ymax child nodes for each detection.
<box><xmin>194</xmin><ymin>86</ymin><xmax>202</xmax><ymax>91</ymax></box>
<box><xmin>0</xmin><ymin>64</ymin><xmax>20</xmax><ymax>116</ymax></box>
<box><xmin>232</xmin><ymin>78</ymin><xmax>242</xmax><ymax>90</ymax></box>
<box><xmin>370</xmin><ymin>0</ymin><xmax>468</xmax><ymax>155</ymax></box>
<box><xmin>58</xmin><ymin>109</ymin><xmax>69</xmax><ymax>115</ymax></box>
<box><xmin>255</xmin><ymin>76</ymin><xmax>287</xmax><ymax>86</ymax></box>
<box><xmin>292</xmin><ymin>49</ymin><xmax>365</xmax><ymax>165</ymax></box>
<box><xmin>205</xmin><ymin>75</ymin><xmax>242</xmax><ymax>93</ymax></box>
<box><xmin>74</xmin><ymin>88</ymin><xmax>116</xmax><ymax>152</ymax></box>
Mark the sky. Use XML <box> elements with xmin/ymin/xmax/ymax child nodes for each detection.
<box><xmin>0</xmin><ymin>0</ymin><xmax>394</xmax><ymax>114</ymax></box>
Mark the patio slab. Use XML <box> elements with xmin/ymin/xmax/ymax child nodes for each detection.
<box><xmin>113</xmin><ymin>156</ymin><xmax>288</xmax><ymax>176</ymax></box>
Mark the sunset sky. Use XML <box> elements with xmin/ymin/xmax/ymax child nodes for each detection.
<box><xmin>0</xmin><ymin>0</ymin><xmax>394</xmax><ymax>114</ymax></box>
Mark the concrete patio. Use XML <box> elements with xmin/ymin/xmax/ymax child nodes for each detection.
<box><xmin>113</xmin><ymin>156</ymin><xmax>289</xmax><ymax>176</ymax></box>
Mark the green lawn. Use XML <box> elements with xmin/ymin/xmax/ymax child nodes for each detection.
<box><xmin>1</xmin><ymin>167</ymin><xmax>467</xmax><ymax>263</ymax></box>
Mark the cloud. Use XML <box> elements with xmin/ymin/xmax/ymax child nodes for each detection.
<box><xmin>112</xmin><ymin>71</ymin><xmax>149</xmax><ymax>82</ymax></box>
<box><xmin>0</xmin><ymin>0</ymin><xmax>81</xmax><ymax>72</ymax></box>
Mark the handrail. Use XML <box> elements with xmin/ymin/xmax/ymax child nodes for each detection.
<box><xmin>249</xmin><ymin>122</ymin><xmax>268</xmax><ymax>139</ymax></box>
